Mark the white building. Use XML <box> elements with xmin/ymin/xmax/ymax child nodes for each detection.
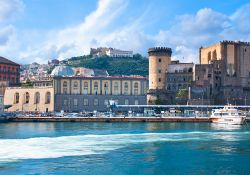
<box><xmin>106</xmin><ymin>48</ymin><xmax>133</xmax><ymax>58</ymax></box>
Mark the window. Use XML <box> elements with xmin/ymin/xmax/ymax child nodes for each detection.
<box><xmin>94</xmin><ymin>82</ymin><xmax>98</xmax><ymax>95</ymax></box>
<box><xmin>158</xmin><ymin>69</ymin><xmax>161</xmax><ymax>73</ymax></box>
<box><xmin>45</xmin><ymin>92</ymin><xmax>51</xmax><ymax>104</ymax></box>
<box><xmin>63</xmin><ymin>99</ymin><xmax>67</xmax><ymax>106</ymax></box>
<box><xmin>63</xmin><ymin>81</ymin><xmax>68</xmax><ymax>94</ymax></box>
<box><xmin>14</xmin><ymin>92</ymin><xmax>19</xmax><ymax>104</ymax></box>
<box><xmin>158</xmin><ymin>58</ymin><xmax>161</xmax><ymax>62</ymax></box>
<box><xmin>8</xmin><ymin>67</ymin><xmax>10</xmax><ymax>72</ymax></box>
<box><xmin>114</xmin><ymin>82</ymin><xmax>119</xmax><ymax>95</ymax></box>
<box><xmin>73</xmin><ymin>99</ymin><xmax>78</xmax><ymax>106</ymax></box>
<box><xmin>208</xmin><ymin>74</ymin><xmax>211</xmax><ymax>78</ymax></box>
<box><xmin>73</xmin><ymin>81</ymin><xmax>79</xmax><ymax>94</ymax></box>
<box><xmin>104</xmin><ymin>82</ymin><xmax>109</xmax><ymax>95</ymax></box>
<box><xmin>34</xmin><ymin>92</ymin><xmax>40</xmax><ymax>104</ymax></box>
<box><xmin>208</xmin><ymin>51</ymin><xmax>211</xmax><ymax>62</ymax></box>
<box><xmin>114</xmin><ymin>100</ymin><xmax>119</xmax><ymax>105</ymax></box>
<box><xmin>83</xmin><ymin>82</ymin><xmax>88</xmax><ymax>94</ymax></box>
<box><xmin>134</xmin><ymin>82</ymin><xmax>139</xmax><ymax>95</ymax></box>
<box><xmin>125</xmin><ymin>99</ymin><xmax>129</xmax><ymax>105</ymax></box>
<box><xmin>104</xmin><ymin>99</ymin><xmax>109</xmax><ymax>105</ymax></box>
<box><xmin>25</xmin><ymin>92</ymin><xmax>30</xmax><ymax>104</ymax></box>
<box><xmin>135</xmin><ymin>99</ymin><xmax>139</xmax><ymax>105</ymax></box>
<box><xmin>124</xmin><ymin>82</ymin><xmax>129</xmax><ymax>95</ymax></box>
<box><xmin>83</xmin><ymin>99</ymin><xmax>89</xmax><ymax>106</ymax></box>
<box><xmin>3</xmin><ymin>67</ymin><xmax>6</xmax><ymax>72</ymax></box>
<box><xmin>94</xmin><ymin>99</ymin><xmax>98</xmax><ymax>106</ymax></box>
<box><xmin>159</xmin><ymin>78</ymin><xmax>161</xmax><ymax>82</ymax></box>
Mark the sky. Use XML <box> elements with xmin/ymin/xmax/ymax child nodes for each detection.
<box><xmin>0</xmin><ymin>0</ymin><xmax>250</xmax><ymax>64</ymax></box>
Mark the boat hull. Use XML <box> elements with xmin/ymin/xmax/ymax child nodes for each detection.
<box><xmin>210</xmin><ymin>117</ymin><xmax>245</xmax><ymax>125</ymax></box>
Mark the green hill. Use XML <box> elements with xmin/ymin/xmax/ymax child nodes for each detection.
<box><xmin>66</xmin><ymin>54</ymin><xmax>149</xmax><ymax>76</ymax></box>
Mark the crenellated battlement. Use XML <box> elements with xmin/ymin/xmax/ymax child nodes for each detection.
<box><xmin>220</xmin><ymin>40</ymin><xmax>250</xmax><ymax>45</ymax></box>
<box><xmin>148</xmin><ymin>47</ymin><xmax>172</xmax><ymax>56</ymax></box>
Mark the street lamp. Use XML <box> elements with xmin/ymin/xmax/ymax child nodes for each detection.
<box><xmin>109</xmin><ymin>99</ymin><xmax>116</xmax><ymax>117</ymax></box>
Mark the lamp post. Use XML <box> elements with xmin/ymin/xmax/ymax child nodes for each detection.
<box><xmin>109</xmin><ymin>99</ymin><xmax>115</xmax><ymax>117</ymax></box>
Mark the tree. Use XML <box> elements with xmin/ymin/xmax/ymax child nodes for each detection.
<box><xmin>21</xmin><ymin>78</ymin><xmax>33</xmax><ymax>87</ymax></box>
<box><xmin>176</xmin><ymin>88</ymin><xmax>188</xmax><ymax>99</ymax></box>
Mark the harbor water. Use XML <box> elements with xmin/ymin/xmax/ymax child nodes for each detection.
<box><xmin>0</xmin><ymin>122</ymin><xmax>249</xmax><ymax>175</ymax></box>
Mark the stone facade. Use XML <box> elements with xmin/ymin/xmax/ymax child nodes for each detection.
<box><xmin>166</xmin><ymin>62</ymin><xmax>193</xmax><ymax>92</ymax></box>
<box><xmin>148</xmin><ymin>47</ymin><xmax>172</xmax><ymax>90</ymax></box>
<box><xmin>4</xmin><ymin>87</ymin><xmax>54</xmax><ymax>112</ymax></box>
<box><xmin>196</xmin><ymin>40</ymin><xmax>250</xmax><ymax>105</ymax></box>
<box><xmin>166</xmin><ymin>62</ymin><xmax>193</xmax><ymax>104</ymax></box>
<box><xmin>54</xmin><ymin>76</ymin><xmax>148</xmax><ymax>112</ymax></box>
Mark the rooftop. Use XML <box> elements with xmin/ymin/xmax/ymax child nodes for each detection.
<box><xmin>0</xmin><ymin>56</ymin><xmax>20</xmax><ymax>66</ymax></box>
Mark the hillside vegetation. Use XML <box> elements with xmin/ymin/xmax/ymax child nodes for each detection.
<box><xmin>66</xmin><ymin>54</ymin><xmax>149</xmax><ymax>76</ymax></box>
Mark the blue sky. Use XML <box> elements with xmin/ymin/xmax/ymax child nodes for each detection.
<box><xmin>0</xmin><ymin>0</ymin><xmax>250</xmax><ymax>64</ymax></box>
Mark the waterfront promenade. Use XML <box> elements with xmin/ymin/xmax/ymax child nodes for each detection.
<box><xmin>7</xmin><ymin>116</ymin><xmax>250</xmax><ymax>122</ymax></box>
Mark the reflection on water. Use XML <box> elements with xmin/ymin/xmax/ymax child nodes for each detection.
<box><xmin>0</xmin><ymin>122</ymin><xmax>249</xmax><ymax>175</ymax></box>
<box><xmin>210</xmin><ymin>123</ymin><xmax>243</xmax><ymax>131</ymax></box>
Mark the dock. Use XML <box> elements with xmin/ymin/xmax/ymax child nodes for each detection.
<box><xmin>8</xmin><ymin>116</ymin><xmax>216</xmax><ymax>122</ymax></box>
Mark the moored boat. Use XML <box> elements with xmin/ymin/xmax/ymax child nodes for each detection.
<box><xmin>210</xmin><ymin>105</ymin><xmax>246</xmax><ymax>125</ymax></box>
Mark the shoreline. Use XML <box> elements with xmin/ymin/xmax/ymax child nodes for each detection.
<box><xmin>5</xmin><ymin>116</ymin><xmax>250</xmax><ymax>123</ymax></box>
<box><xmin>6</xmin><ymin>116</ymin><xmax>215</xmax><ymax>122</ymax></box>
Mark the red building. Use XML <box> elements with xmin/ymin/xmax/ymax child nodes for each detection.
<box><xmin>0</xmin><ymin>56</ymin><xmax>20</xmax><ymax>86</ymax></box>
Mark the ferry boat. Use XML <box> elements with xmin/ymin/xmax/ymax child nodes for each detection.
<box><xmin>210</xmin><ymin>105</ymin><xmax>246</xmax><ymax>125</ymax></box>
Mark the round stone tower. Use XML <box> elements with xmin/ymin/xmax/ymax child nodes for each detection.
<box><xmin>148</xmin><ymin>47</ymin><xmax>172</xmax><ymax>90</ymax></box>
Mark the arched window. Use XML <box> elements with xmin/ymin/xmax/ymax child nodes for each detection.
<box><xmin>104</xmin><ymin>82</ymin><xmax>109</xmax><ymax>95</ymax></box>
<box><xmin>73</xmin><ymin>81</ymin><xmax>79</xmax><ymax>94</ymax></box>
<box><xmin>14</xmin><ymin>92</ymin><xmax>19</xmax><ymax>104</ymax></box>
<box><xmin>114</xmin><ymin>82</ymin><xmax>119</xmax><ymax>95</ymax></box>
<box><xmin>45</xmin><ymin>92</ymin><xmax>51</xmax><ymax>104</ymax></box>
<box><xmin>34</xmin><ymin>92</ymin><xmax>40</xmax><ymax>104</ymax></box>
<box><xmin>134</xmin><ymin>82</ymin><xmax>139</xmax><ymax>95</ymax></box>
<box><xmin>212</xmin><ymin>50</ymin><xmax>217</xmax><ymax>60</ymax></box>
<box><xmin>94</xmin><ymin>82</ymin><xmax>98</xmax><ymax>95</ymax></box>
<box><xmin>124</xmin><ymin>82</ymin><xmax>129</xmax><ymax>95</ymax></box>
<box><xmin>63</xmin><ymin>81</ymin><xmax>68</xmax><ymax>94</ymax></box>
<box><xmin>25</xmin><ymin>92</ymin><xmax>30</xmax><ymax>104</ymax></box>
<box><xmin>83</xmin><ymin>82</ymin><xmax>88</xmax><ymax>95</ymax></box>
<box><xmin>208</xmin><ymin>51</ymin><xmax>211</xmax><ymax>63</ymax></box>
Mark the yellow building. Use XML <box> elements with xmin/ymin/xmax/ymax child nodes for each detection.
<box><xmin>4</xmin><ymin>87</ymin><xmax>54</xmax><ymax>112</ymax></box>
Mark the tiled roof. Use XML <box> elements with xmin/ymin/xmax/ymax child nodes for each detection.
<box><xmin>0</xmin><ymin>56</ymin><xmax>20</xmax><ymax>66</ymax></box>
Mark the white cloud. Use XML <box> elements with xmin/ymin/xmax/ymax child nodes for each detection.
<box><xmin>154</xmin><ymin>4</ymin><xmax>250</xmax><ymax>63</ymax></box>
<box><xmin>0</xmin><ymin>25</ymin><xmax>14</xmax><ymax>45</ymax></box>
<box><xmin>0</xmin><ymin>0</ymin><xmax>24</xmax><ymax>23</ymax></box>
<box><xmin>1</xmin><ymin>1</ymin><xmax>250</xmax><ymax>65</ymax></box>
<box><xmin>15</xmin><ymin>0</ymin><xmax>128</xmax><ymax>62</ymax></box>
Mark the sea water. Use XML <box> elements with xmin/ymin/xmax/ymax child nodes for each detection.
<box><xmin>0</xmin><ymin>122</ymin><xmax>249</xmax><ymax>175</ymax></box>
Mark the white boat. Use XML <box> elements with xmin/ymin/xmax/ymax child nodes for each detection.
<box><xmin>210</xmin><ymin>105</ymin><xmax>246</xmax><ymax>125</ymax></box>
